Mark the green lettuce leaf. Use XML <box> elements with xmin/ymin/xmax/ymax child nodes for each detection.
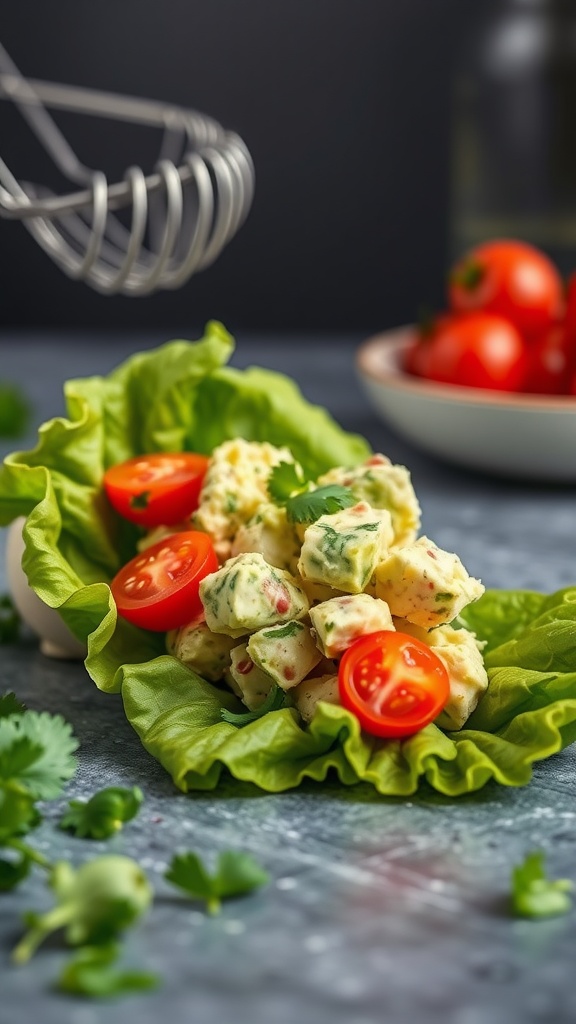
<box><xmin>2</xmin><ymin>325</ymin><xmax>576</xmax><ymax>797</ymax></box>
<box><xmin>120</xmin><ymin>582</ymin><xmax>576</xmax><ymax>796</ymax></box>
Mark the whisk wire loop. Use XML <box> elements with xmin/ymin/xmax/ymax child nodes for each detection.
<box><xmin>0</xmin><ymin>41</ymin><xmax>254</xmax><ymax>295</ymax></box>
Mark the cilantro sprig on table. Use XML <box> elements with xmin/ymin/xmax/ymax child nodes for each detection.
<box><xmin>166</xmin><ymin>850</ymin><xmax>269</xmax><ymax>916</ymax></box>
<box><xmin>511</xmin><ymin>851</ymin><xmax>573</xmax><ymax>918</ymax></box>
<box><xmin>0</xmin><ymin>691</ymin><xmax>270</xmax><ymax>999</ymax></box>
<box><xmin>267</xmin><ymin>461</ymin><xmax>355</xmax><ymax>524</ymax></box>
<box><xmin>60</xmin><ymin>786</ymin><xmax>144</xmax><ymax>840</ymax></box>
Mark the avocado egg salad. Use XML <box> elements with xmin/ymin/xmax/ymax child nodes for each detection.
<box><xmin>1</xmin><ymin>321</ymin><xmax>576</xmax><ymax>797</ymax></box>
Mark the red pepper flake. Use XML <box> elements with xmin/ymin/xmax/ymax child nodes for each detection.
<box><xmin>366</xmin><ymin>454</ymin><xmax>388</xmax><ymax>466</ymax></box>
<box><xmin>263</xmin><ymin>577</ymin><xmax>291</xmax><ymax>614</ymax></box>
<box><xmin>236</xmin><ymin>658</ymin><xmax>254</xmax><ymax>675</ymax></box>
<box><xmin>428</xmin><ymin>581</ymin><xmax>435</xmax><ymax>590</ymax></box>
<box><xmin>283</xmin><ymin>665</ymin><xmax>295</xmax><ymax>681</ymax></box>
<box><xmin>427</xmin><ymin>549</ymin><xmax>437</xmax><ymax>559</ymax></box>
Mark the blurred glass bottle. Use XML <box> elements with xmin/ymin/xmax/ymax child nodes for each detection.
<box><xmin>450</xmin><ymin>0</ymin><xmax>576</xmax><ymax>274</ymax></box>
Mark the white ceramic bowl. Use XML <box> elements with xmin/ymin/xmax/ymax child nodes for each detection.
<box><xmin>6</xmin><ymin>517</ymin><xmax>87</xmax><ymax>660</ymax></box>
<box><xmin>356</xmin><ymin>327</ymin><xmax>576</xmax><ymax>482</ymax></box>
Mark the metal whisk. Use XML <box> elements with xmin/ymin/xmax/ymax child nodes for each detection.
<box><xmin>0</xmin><ymin>41</ymin><xmax>255</xmax><ymax>296</ymax></box>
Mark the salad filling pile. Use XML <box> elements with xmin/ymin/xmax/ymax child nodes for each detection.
<box><xmin>121</xmin><ymin>439</ymin><xmax>488</xmax><ymax>738</ymax></box>
<box><xmin>1</xmin><ymin>323</ymin><xmax>576</xmax><ymax>796</ymax></box>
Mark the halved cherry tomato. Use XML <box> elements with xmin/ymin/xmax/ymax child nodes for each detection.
<box><xmin>422</xmin><ymin>312</ymin><xmax>526</xmax><ymax>391</ymax></box>
<box><xmin>110</xmin><ymin>531</ymin><xmax>218</xmax><ymax>631</ymax></box>
<box><xmin>103</xmin><ymin>453</ymin><xmax>209</xmax><ymax>528</ymax></box>
<box><xmin>449</xmin><ymin>240</ymin><xmax>564</xmax><ymax>337</ymax></box>
<box><xmin>338</xmin><ymin>631</ymin><xmax>450</xmax><ymax>739</ymax></box>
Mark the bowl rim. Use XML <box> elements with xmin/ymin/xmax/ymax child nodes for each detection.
<box><xmin>357</xmin><ymin>326</ymin><xmax>576</xmax><ymax>412</ymax></box>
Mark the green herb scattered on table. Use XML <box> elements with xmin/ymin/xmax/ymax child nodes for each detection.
<box><xmin>60</xmin><ymin>786</ymin><xmax>143</xmax><ymax>840</ymax></box>
<box><xmin>511</xmin><ymin>851</ymin><xmax>573</xmax><ymax>919</ymax></box>
<box><xmin>56</xmin><ymin>941</ymin><xmax>159</xmax><ymax>998</ymax></box>
<box><xmin>165</xmin><ymin>850</ymin><xmax>269</xmax><ymax>915</ymax></box>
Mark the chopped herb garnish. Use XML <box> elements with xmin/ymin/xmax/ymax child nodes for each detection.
<box><xmin>435</xmin><ymin>592</ymin><xmax>453</xmax><ymax>603</ymax></box>
<box><xmin>60</xmin><ymin>786</ymin><xmax>143</xmax><ymax>840</ymax></box>
<box><xmin>165</xmin><ymin>849</ymin><xmax>269</xmax><ymax>915</ymax></box>
<box><xmin>285</xmin><ymin>485</ymin><xmax>356</xmax><ymax>524</ymax></box>
<box><xmin>262</xmin><ymin>621</ymin><xmax>303</xmax><ymax>640</ymax></box>
<box><xmin>511</xmin><ymin>851</ymin><xmax>573</xmax><ymax>918</ymax></box>
<box><xmin>267</xmin><ymin>461</ymin><xmax>306</xmax><ymax>502</ymax></box>
<box><xmin>268</xmin><ymin>462</ymin><xmax>355</xmax><ymax>523</ymax></box>
<box><xmin>220</xmin><ymin>684</ymin><xmax>288</xmax><ymax>726</ymax></box>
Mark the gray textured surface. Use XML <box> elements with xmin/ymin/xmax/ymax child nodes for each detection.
<box><xmin>1</xmin><ymin>332</ymin><xmax>576</xmax><ymax>1024</ymax></box>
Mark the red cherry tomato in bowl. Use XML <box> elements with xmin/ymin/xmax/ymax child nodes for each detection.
<box><xmin>449</xmin><ymin>240</ymin><xmax>564</xmax><ymax>337</ymax></box>
<box><xmin>421</xmin><ymin>312</ymin><xmax>526</xmax><ymax>391</ymax></box>
<box><xmin>521</xmin><ymin>324</ymin><xmax>574</xmax><ymax>394</ymax></box>
<box><xmin>338</xmin><ymin>631</ymin><xmax>450</xmax><ymax>739</ymax></box>
<box><xmin>110</xmin><ymin>531</ymin><xmax>218</xmax><ymax>631</ymax></box>
<box><xmin>103</xmin><ymin>453</ymin><xmax>209</xmax><ymax>528</ymax></box>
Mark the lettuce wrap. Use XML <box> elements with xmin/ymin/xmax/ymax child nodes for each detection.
<box><xmin>1</xmin><ymin>322</ymin><xmax>576</xmax><ymax>797</ymax></box>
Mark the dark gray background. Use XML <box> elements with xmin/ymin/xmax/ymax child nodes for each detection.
<box><xmin>0</xmin><ymin>0</ymin><xmax>471</xmax><ymax>333</ymax></box>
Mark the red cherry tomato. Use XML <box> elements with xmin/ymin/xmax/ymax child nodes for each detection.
<box><xmin>449</xmin><ymin>240</ymin><xmax>564</xmax><ymax>337</ymax></box>
<box><xmin>338</xmin><ymin>631</ymin><xmax>450</xmax><ymax>739</ymax></box>
<box><xmin>521</xmin><ymin>324</ymin><xmax>573</xmax><ymax>394</ymax></box>
<box><xmin>403</xmin><ymin>315</ymin><xmax>456</xmax><ymax>378</ymax></box>
<box><xmin>565</xmin><ymin>272</ymin><xmax>576</xmax><ymax>340</ymax></box>
<box><xmin>421</xmin><ymin>313</ymin><xmax>526</xmax><ymax>391</ymax></box>
<box><xmin>110</xmin><ymin>531</ymin><xmax>218</xmax><ymax>631</ymax></box>
<box><xmin>103</xmin><ymin>453</ymin><xmax>209</xmax><ymax>528</ymax></box>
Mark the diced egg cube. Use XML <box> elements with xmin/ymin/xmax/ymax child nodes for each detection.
<box><xmin>373</xmin><ymin>536</ymin><xmax>484</xmax><ymax>628</ymax></box>
<box><xmin>247</xmin><ymin>620</ymin><xmax>322</xmax><ymax>690</ymax></box>
<box><xmin>298</xmin><ymin>502</ymin><xmax>394</xmax><ymax>594</ymax></box>
<box><xmin>309</xmin><ymin>594</ymin><xmax>394</xmax><ymax>658</ymax></box>
<box><xmin>199</xmin><ymin>552</ymin><xmax>309</xmax><ymax>637</ymax></box>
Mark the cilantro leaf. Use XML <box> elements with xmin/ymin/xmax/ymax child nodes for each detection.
<box><xmin>0</xmin><ymin>595</ymin><xmax>21</xmax><ymax>644</ymax></box>
<box><xmin>56</xmin><ymin>943</ymin><xmax>159</xmax><ymax>999</ymax></box>
<box><xmin>220</xmin><ymin>684</ymin><xmax>288</xmax><ymax>727</ymax></box>
<box><xmin>285</xmin><ymin>484</ymin><xmax>356</xmax><ymax>524</ymax></box>
<box><xmin>267</xmin><ymin>461</ymin><xmax>306</xmax><ymax>503</ymax></box>
<box><xmin>165</xmin><ymin>849</ymin><xmax>269</xmax><ymax>915</ymax></box>
<box><xmin>0</xmin><ymin>712</ymin><xmax>78</xmax><ymax>799</ymax></box>
<box><xmin>0</xmin><ymin>382</ymin><xmax>30</xmax><ymax>438</ymax></box>
<box><xmin>12</xmin><ymin>855</ymin><xmax>153</xmax><ymax>963</ymax></box>
<box><xmin>0</xmin><ymin>781</ymin><xmax>39</xmax><ymax>841</ymax></box>
<box><xmin>0</xmin><ymin>692</ymin><xmax>27</xmax><ymax>718</ymax></box>
<box><xmin>511</xmin><ymin>851</ymin><xmax>573</xmax><ymax>918</ymax></box>
<box><xmin>0</xmin><ymin>849</ymin><xmax>33</xmax><ymax>892</ymax></box>
<box><xmin>60</xmin><ymin>786</ymin><xmax>143</xmax><ymax>840</ymax></box>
